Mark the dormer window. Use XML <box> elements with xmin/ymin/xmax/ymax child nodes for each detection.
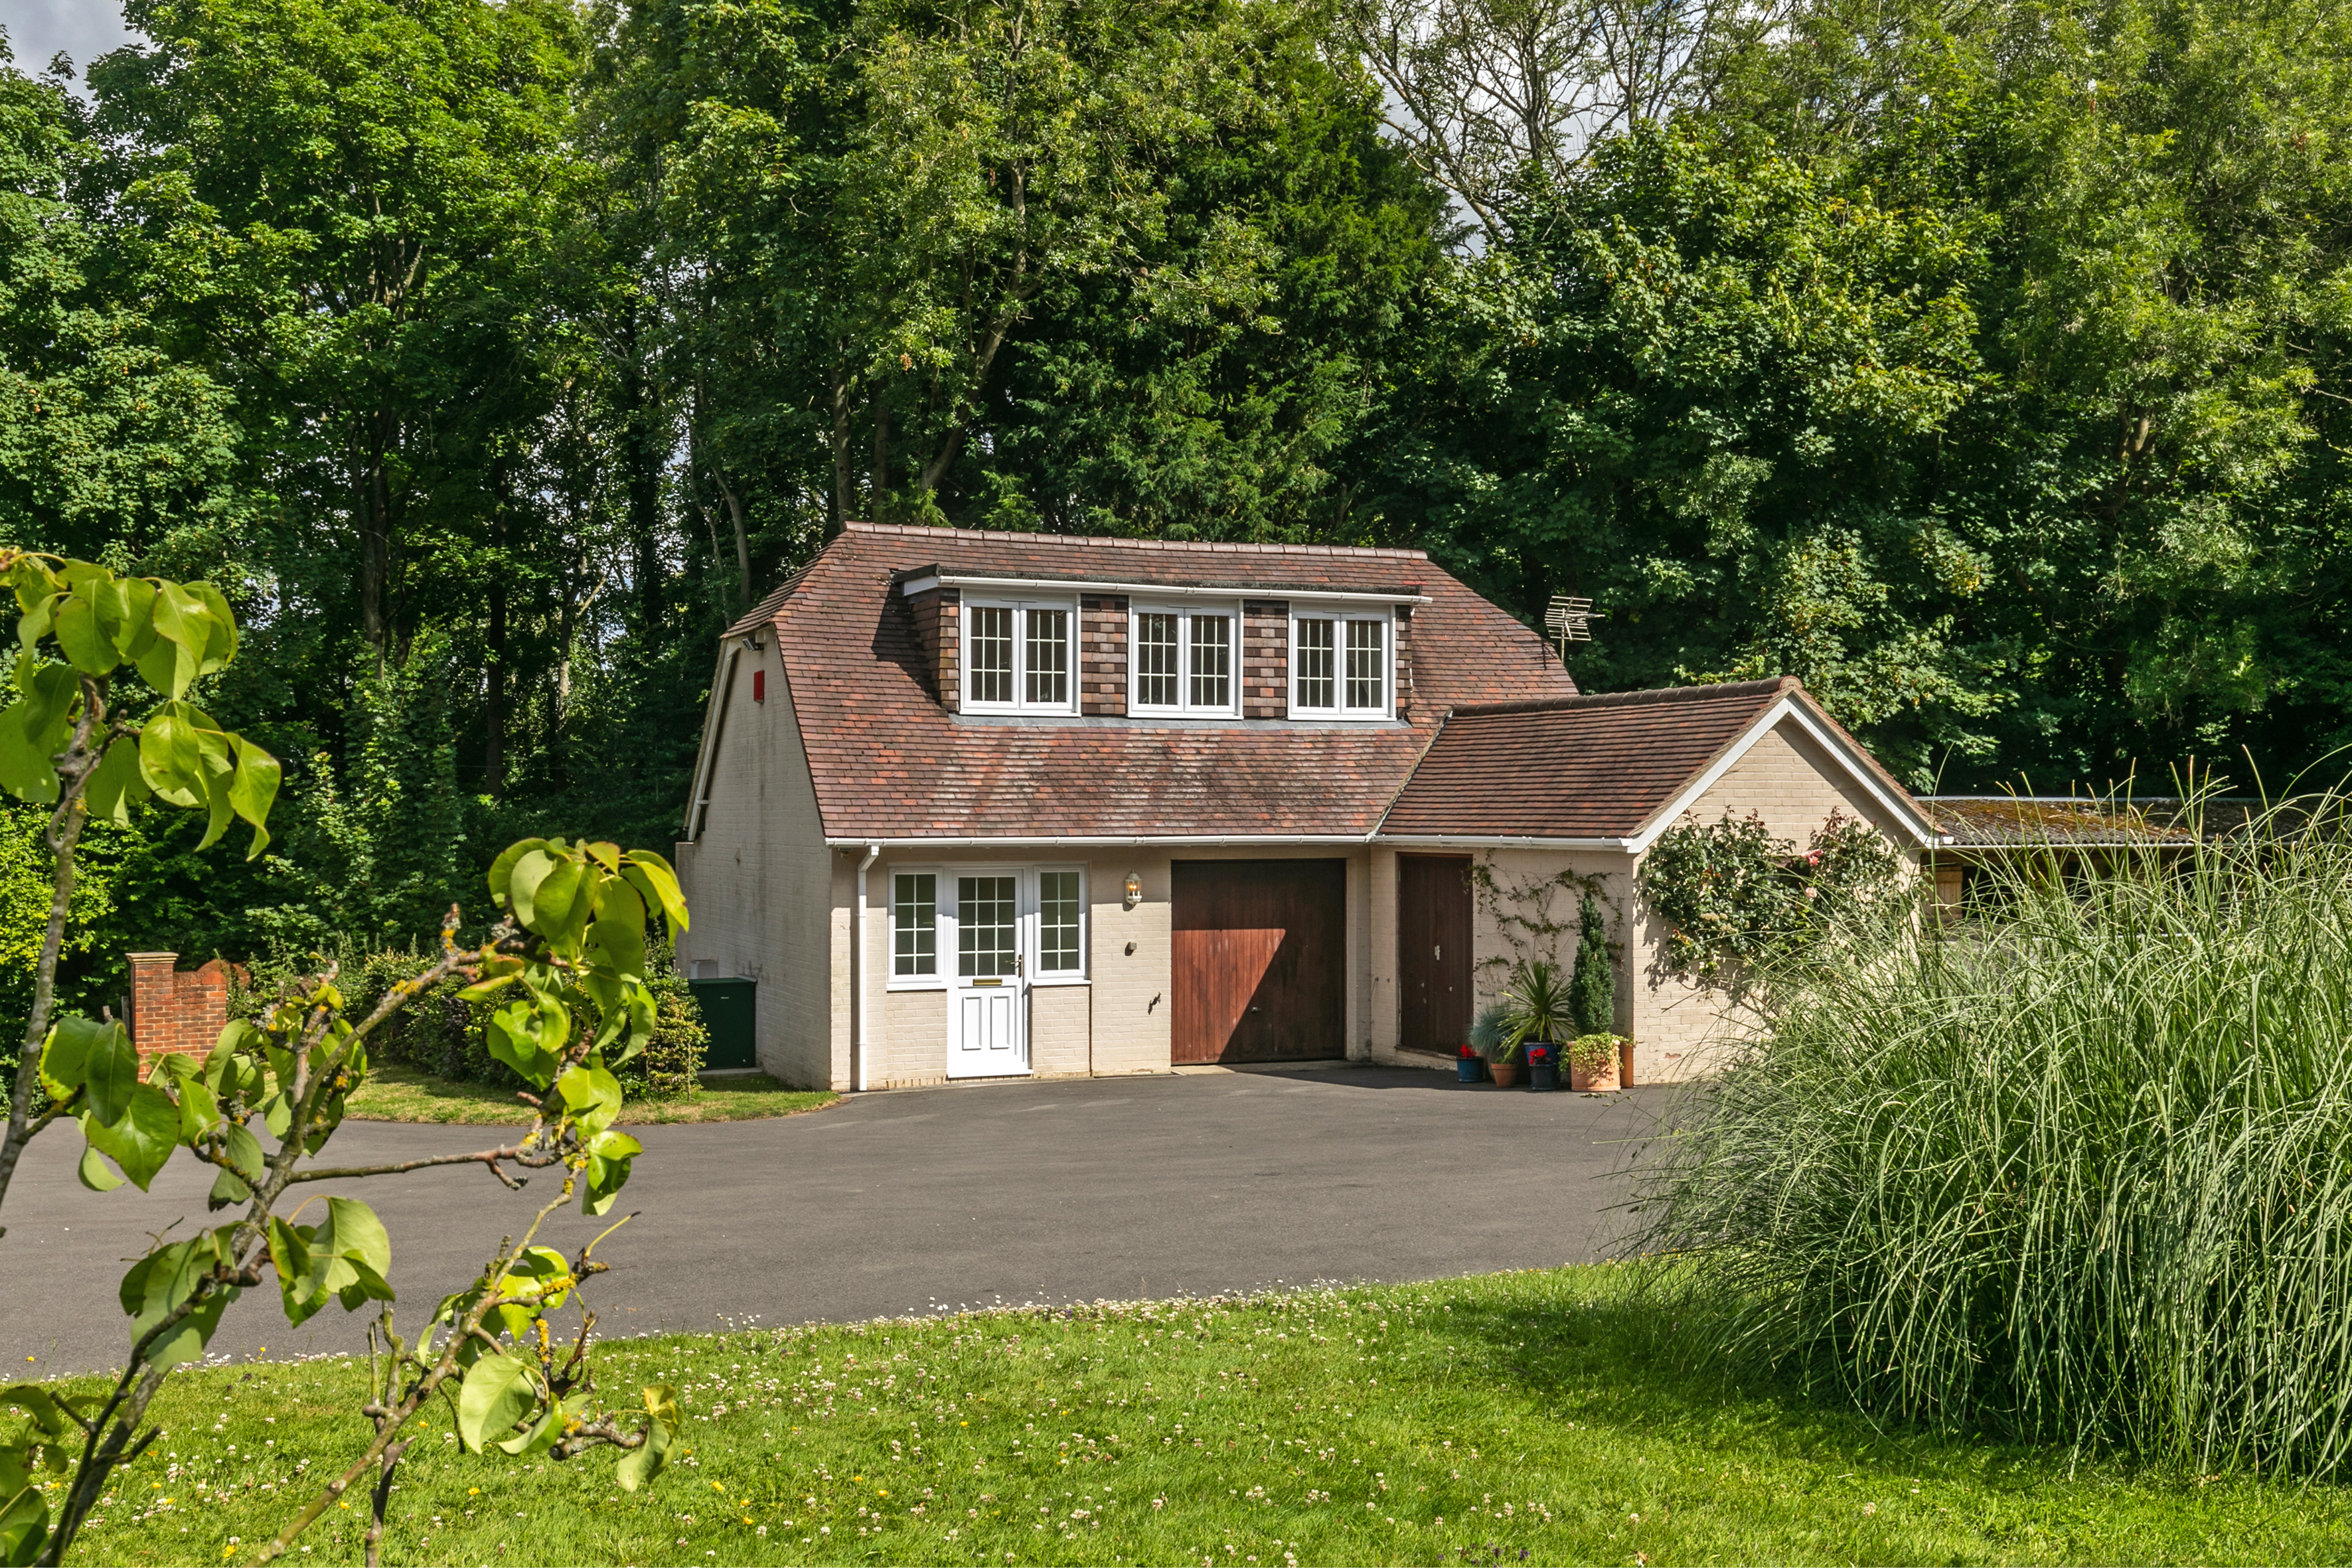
<box><xmin>1129</xmin><ymin>604</ymin><xmax>1239</xmax><ymax>717</ymax></box>
<box><xmin>963</xmin><ymin>597</ymin><xmax>1077</xmax><ymax>714</ymax></box>
<box><xmin>1291</xmin><ymin>611</ymin><xmax>1392</xmax><ymax>719</ymax></box>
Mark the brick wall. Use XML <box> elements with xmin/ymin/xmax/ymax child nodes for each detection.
<box><xmin>1079</xmin><ymin>593</ymin><xmax>1129</xmax><ymax>715</ymax></box>
<box><xmin>1241</xmin><ymin>601</ymin><xmax>1289</xmax><ymax>718</ymax></box>
<box><xmin>127</xmin><ymin>952</ymin><xmax>234</xmax><ymax>1073</ymax></box>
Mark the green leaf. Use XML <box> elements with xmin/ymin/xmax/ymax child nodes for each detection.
<box><xmin>82</xmin><ymin>1083</ymin><xmax>180</xmax><ymax>1190</ymax></box>
<box><xmin>0</xmin><ymin>664</ymin><xmax>78</xmax><ymax>804</ymax></box>
<box><xmin>173</xmin><ymin>1073</ymin><xmax>223</xmax><ymax>1142</ymax></box>
<box><xmin>137</xmin><ymin>709</ymin><xmax>206</xmax><ymax>808</ymax></box>
<box><xmin>111</xmin><ymin>577</ymin><xmax>156</xmax><ymax>660</ymax></box>
<box><xmin>206</xmin><ymin>1166</ymin><xmax>251</xmax><ymax>1210</ymax></box>
<box><xmin>496</xmin><ymin>1403</ymin><xmax>562</xmax><ymax>1457</ymax></box>
<box><xmin>623</xmin><ymin>850</ymin><xmax>689</xmax><ymax>933</ymax></box>
<box><xmin>484</xmin><ymin>1002</ymin><xmax>558</xmax><ymax>1087</ymax></box>
<box><xmin>268</xmin><ymin>1217</ymin><xmax>323</xmax><ymax>1326</ymax></box>
<box><xmin>83</xmin><ymin>736</ymin><xmax>152</xmax><ymax>826</ymax></box>
<box><xmin>616</xmin><ymin>1383</ymin><xmax>681</xmax><ymax>1491</ymax></box>
<box><xmin>143</xmin><ymin>582</ymin><xmax>211</xmax><ymax>699</ymax></box>
<box><xmin>506</xmin><ymin>848</ymin><xmax>560</xmax><ymax>926</ymax></box>
<box><xmin>127</xmin><ymin>1235</ymin><xmax>236</xmax><ymax>1366</ymax></box>
<box><xmin>0</xmin><ymin>1474</ymin><xmax>47</xmax><ymax>1567</ymax></box>
<box><xmin>456</xmin><ymin>1354</ymin><xmax>540</xmax><ymax>1454</ymax></box>
<box><xmin>555</xmin><ymin>1062</ymin><xmax>623</xmax><ymax>1136</ymax></box>
<box><xmin>487</xmin><ymin>838</ymin><xmax>558</xmax><ymax>908</ymax></box>
<box><xmin>50</xmin><ymin>593</ymin><xmax>118</xmax><ymax>674</ymax></box>
<box><xmin>583</xmin><ymin>1129</ymin><xmax>642</xmax><ymax>1216</ymax></box>
<box><xmin>187</xmin><ymin>582</ymin><xmax>238</xmax><ymax>674</ymax></box>
<box><xmin>37</xmin><ymin>1016</ymin><xmax>104</xmax><ymax>1102</ymax></box>
<box><xmin>323</xmin><ymin>1197</ymin><xmax>392</xmax><ymax>1282</ymax></box>
<box><xmin>227</xmin><ymin>734</ymin><xmax>280</xmax><ymax>858</ymax></box>
<box><xmin>80</xmin><ymin>1021</ymin><xmax>141</xmax><ymax>1126</ymax></box>
<box><xmin>76</xmin><ymin>1144</ymin><xmax>125</xmax><ymax>1192</ymax></box>
<box><xmin>221</xmin><ymin>1121</ymin><xmax>266</xmax><ymax>1182</ymax></box>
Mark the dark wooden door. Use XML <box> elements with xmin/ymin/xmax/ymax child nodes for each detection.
<box><xmin>1398</xmin><ymin>855</ymin><xmax>1472</xmax><ymax>1055</ymax></box>
<box><xmin>1172</xmin><ymin>860</ymin><xmax>1347</xmax><ymax>1063</ymax></box>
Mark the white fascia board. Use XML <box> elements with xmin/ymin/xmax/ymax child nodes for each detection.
<box><xmin>905</xmin><ymin>574</ymin><xmax>1429</xmax><ymax>607</ymax></box>
<box><xmin>684</xmin><ymin>644</ymin><xmax>740</xmax><ymax>842</ymax></box>
<box><xmin>1620</xmin><ymin>696</ymin><xmax>1938</xmax><ymax>854</ymax></box>
<box><xmin>825</xmin><ymin>833</ymin><xmax>1378</xmax><ymax>850</ymax></box>
<box><xmin>1376</xmin><ymin>834</ymin><xmax>1634</xmax><ymax>850</ymax></box>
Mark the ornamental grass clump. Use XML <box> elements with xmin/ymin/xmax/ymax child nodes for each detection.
<box><xmin>1638</xmin><ymin>791</ymin><xmax>2352</xmax><ymax>1477</ymax></box>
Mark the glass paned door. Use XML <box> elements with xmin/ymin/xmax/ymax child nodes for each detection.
<box><xmin>949</xmin><ymin>874</ymin><xmax>1027</xmax><ymax>1077</ymax></box>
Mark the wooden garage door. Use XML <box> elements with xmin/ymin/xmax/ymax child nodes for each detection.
<box><xmin>1172</xmin><ymin>859</ymin><xmax>1347</xmax><ymax>1064</ymax></box>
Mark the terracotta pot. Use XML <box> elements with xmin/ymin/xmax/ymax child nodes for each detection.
<box><xmin>1490</xmin><ymin>1060</ymin><xmax>1522</xmax><ymax>1089</ymax></box>
<box><xmin>1618</xmin><ymin>1036</ymin><xmax>1637</xmax><ymax>1087</ymax></box>
<box><xmin>1569</xmin><ymin>1055</ymin><xmax>1620</xmax><ymax>1093</ymax></box>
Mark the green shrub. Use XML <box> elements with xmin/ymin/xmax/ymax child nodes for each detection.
<box><xmin>236</xmin><ymin>937</ymin><xmax>708</xmax><ymax>1101</ymax></box>
<box><xmin>1638</xmin><ymin>795</ymin><xmax>2352</xmax><ymax>1477</ymax></box>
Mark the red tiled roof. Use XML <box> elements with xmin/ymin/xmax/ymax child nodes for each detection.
<box><xmin>749</xmin><ymin>524</ymin><xmax>1577</xmax><ymax>839</ymax></box>
<box><xmin>1381</xmin><ymin>677</ymin><xmax>1885</xmax><ymax>840</ymax></box>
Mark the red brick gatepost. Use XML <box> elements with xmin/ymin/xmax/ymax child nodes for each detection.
<box><xmin>125</xmin><ymin>952</ymin><xmax>235</xmax><ymax>1075</ymax></box>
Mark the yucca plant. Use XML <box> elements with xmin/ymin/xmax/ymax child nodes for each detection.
<box><xmin>1637</xmin><ymin>790</ymin><xmax>2352</xmax><ymax>1477</ymax></box>
<box><xmin>1499</xmin><ymin>959</ymin><xmax>1575</xmax><ymax>1061</ymax></box>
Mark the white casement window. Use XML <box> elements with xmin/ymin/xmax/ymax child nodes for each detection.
<box><xmin>886</xmin><ymin>865</ymin><xmax>1087</xmax><ymax>988</ymax></box>
<box><xmin>963</xmin><ymin>598</ymin><xmax>1077</xmax><ymax>714</ymax></box>
<box><xmin>1129</xmin><ymin>604</ymin><xmax>1238</xmax><ymax>717</ymax></box>
<box><xmin>1290</xmin><ymin>609</ymin><xmax>1393</xmax><ymax>718</ymax></box>
<box><xmin>892</xmin><ymin>871</ymin><xmax>938</xmax><ymax>978</ymax></box>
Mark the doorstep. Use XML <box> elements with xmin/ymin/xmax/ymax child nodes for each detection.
<box><xmin>1172</xmin><ymin>1058</ymin><xmax>1359</xmax><ymax>1077</ymax></box>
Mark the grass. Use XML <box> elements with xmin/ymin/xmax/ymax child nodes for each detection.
<box><xmin>39</xmin><ymin>1265</ymin><xmax>2352</xmax><ymax>1567</ymax></box>
<box><xmin>343</xmin><ymin>1064</ymin><xmax>838</xmax><ymax>1125</ymax></box>
<box><xmin>1641</xmin><ymin>791</ymin><xmax>2352</xmax><ymax>1475</ymax></box>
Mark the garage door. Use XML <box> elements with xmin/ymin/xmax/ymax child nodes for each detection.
<box><xmin>1172</xmin><ymin>859</ymin><xmax>1347</xmax><ymax>1064</ymax></box>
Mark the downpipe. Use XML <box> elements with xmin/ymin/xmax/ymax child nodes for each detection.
<box><xmin>854</xmin><ymin>843</ymin><xmax>880</xmax><ymax>1091</ymax></box>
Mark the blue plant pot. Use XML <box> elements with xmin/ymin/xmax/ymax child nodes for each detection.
<box><xmin>1456</xmin><ymin>1055</ymin><xmax>1485</xmax><ymax>1083</ymax></box>
<box><xmin>1526</xmin><ymin>1044</ymin><xmax>1559</xmax><ymax>1091</ymax></box>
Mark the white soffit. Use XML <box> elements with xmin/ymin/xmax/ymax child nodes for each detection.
<box><xmin>1623</xmin><ymin>696</ymin><xmax>1938</xmax><ymax>853</ymax></box>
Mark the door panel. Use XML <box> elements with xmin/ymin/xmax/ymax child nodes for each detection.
<box><xmin>1172</xmin><ymin>860</ymin><xmax>1347</xmax><ymax>1063</ymax></box>
<box><xmin>948</xmin><ymin>872</ymin><xmax>1028</xmax><ymax>1077</ymax></box>
<box><xmin>1398</xmin><ymin>855</ymin><xmax>1472</xmax><ymax>1055</ymax></box>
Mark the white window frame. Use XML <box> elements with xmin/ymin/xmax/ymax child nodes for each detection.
<box><xmin>1031</xmin><ymin>864</ymin><xmax>1089</xmax><ymax>984</ymax></box>
<box><xmin>1288</xmin><ymin>606</ymin><xmax>1395</xmax><ymax>720</ymax></box>
<box><xmin>1127</xmin><ymin>601</ymin><xmax>1241</xmax><ymax>718</ymax></box>
<box><xmin>884</xmin><ymin>864</ymin><xmax>1089</xmax><ymax>990</ymax></box>
<box><xmin>961</xmin><ymin>596</ymin><xmax>1079</xmax><ymax>715</ymax></box>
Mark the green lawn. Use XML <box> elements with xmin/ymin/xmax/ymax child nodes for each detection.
<box><xmin>343</xmin><ymin>1064</ymin><xmax>838</xmax><ymax>1125</ymax></box>
<box><xmin>38</xmin><ymin>1265</ymin><xmax>2351</xmax><ymax>1566</ymax></box>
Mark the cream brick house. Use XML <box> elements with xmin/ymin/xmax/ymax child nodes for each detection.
<box><xmin>673</xmin><ymin>523</ymin><xmax>1937</xmax><ymax>1090</ymax></box>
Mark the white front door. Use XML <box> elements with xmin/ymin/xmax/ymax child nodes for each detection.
<box><xmin>947</xmin><ymin>872</ymin><xmax>1029</xmax><ymax>1077</ymax></box>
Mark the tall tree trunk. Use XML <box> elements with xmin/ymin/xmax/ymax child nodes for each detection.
<box><xmin>869</xmin><ymin>393</ymin><xmax>891</xmax><ymax>522</ymax></box>
<box><xmin>828</xmin><ymin>368</ymin><xmax>856</xmax><ymax>527</ymax></box>
<box><xmin>619</xmin><ymin>307</ymin><xmax>663</xmax><ymax>631</ymax></box>
<box><xmin>359</xmin><ymin>407</ymin><xmax>395</xmax><ymax>653</ymax></box>
<box><xmin>484</xmin><ymin>465</ymin><xmax>510</xmax><ymax>800</ymax></box>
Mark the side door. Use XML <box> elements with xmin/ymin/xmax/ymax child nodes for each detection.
<box><xmin>1398</xmin><ymin>855</ymin><xmax>1473</xmax><ymax>1054</ymax></box>
<box><xmin>947</xmin><ymin>870</ymin><xmax>1030</xmax><ymax>1077</ymax></box>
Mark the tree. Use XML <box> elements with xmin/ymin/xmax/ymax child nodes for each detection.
<box><xmin>0</xmin><ymin>555</ymin><xmax>686</xmax><ymax>1565</ymax></box>
<box><xmin>1568</xmin><ymin>887</ymin><xmax>1613</xmax><ymax>1034</ymax></box>
<box><xmin>0</xmin><ymin>44</ymin><xmax>250</xmax><ymax>566</ymax></box>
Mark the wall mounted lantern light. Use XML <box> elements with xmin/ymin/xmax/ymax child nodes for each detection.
<box><xmin>1123</xmin><ymin>872</ymin><xmax>1142</xmax><ymax>908</ymax></box>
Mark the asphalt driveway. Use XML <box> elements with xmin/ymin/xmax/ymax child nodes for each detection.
<box><xmin>0</xmin><ymin>1065</ymin><xmax>1666</xmax><ymax>1375</ymax></box>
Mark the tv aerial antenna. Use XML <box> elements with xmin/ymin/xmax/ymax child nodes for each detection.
<box><xmin>1543</xmin><ymin>593</ymin><xmax>1593</xmax><ymax>663</ymax></box>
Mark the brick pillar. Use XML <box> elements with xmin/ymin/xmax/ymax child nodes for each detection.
<box><xmin>125</xmin><ymin>951</ymin><xmax>231</xmax><ymax>1075</ymax></box>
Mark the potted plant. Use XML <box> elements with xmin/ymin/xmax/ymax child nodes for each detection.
<box><xmin>1463</xmin><ymin>1005</ymin><xmax>1506</xmax><ymax>1083</ymax></box>
<box><xmin>1567</xmin><ymin>1032</ymin><xmax>1622</xmax><ymax>1092</ymax></box>
<box><xmin>1524</xmin><ymin>1038</ymin><xmax>1559</xmax><ymax>1091</ymax></box>
<box><xmin>1500</xmin><ymin>959</ymin><xmax>1575</xmax><ymax>1091</ymax></box>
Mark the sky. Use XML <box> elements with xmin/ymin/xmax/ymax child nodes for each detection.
<box><xmin>0</xmin><ymin>0</ymin><xmax>132</xmax><ymax>80</ymax></box>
